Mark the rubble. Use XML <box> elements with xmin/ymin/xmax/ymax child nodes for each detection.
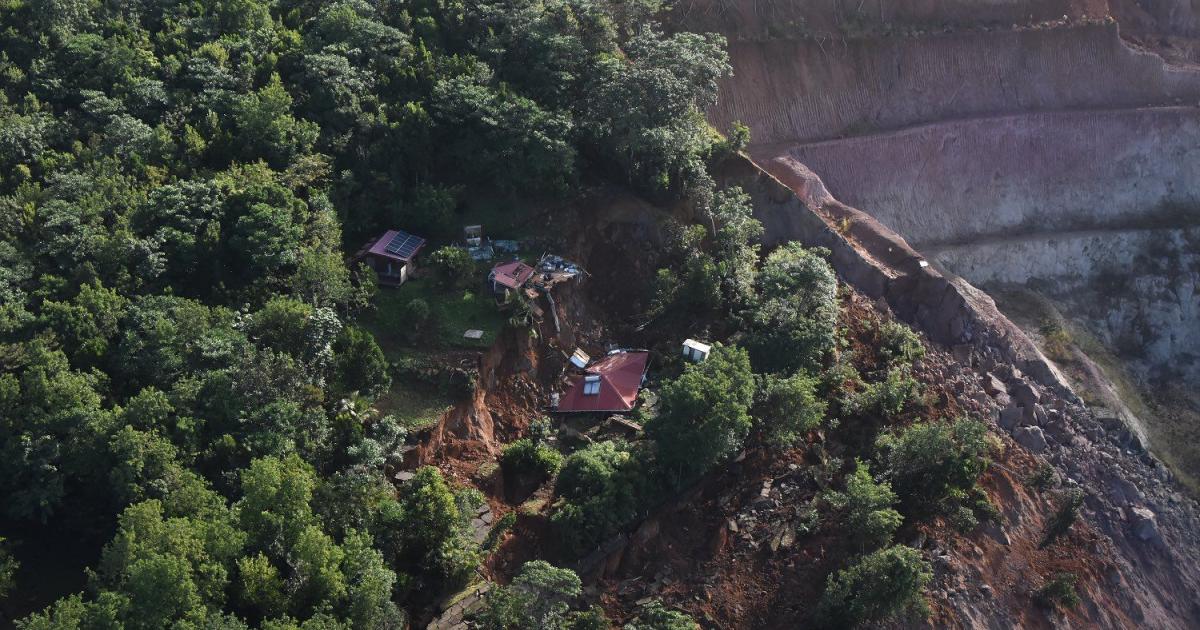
<box><xmin>1013</xmin><ymin>426</ymin><xmax>1049</xmax><ymax>454</ymax></box>
<box><xmin>1130</xmin><ymin>507</ymin><xmax>1160</xmax><ymax>543</ymax></box>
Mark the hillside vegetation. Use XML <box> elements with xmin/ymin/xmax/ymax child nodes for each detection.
<box><xmin>0</xmin><ymin>0</ymin><xmax>743</xmax><ymax>626</ymax></box>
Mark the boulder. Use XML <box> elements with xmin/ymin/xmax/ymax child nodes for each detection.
<box><xmin>983</xmin><ymin>373</ymin><xmax>1006</xmax><ymax>396</ymax></box>
<box><xmin>1107</xmin><ymin>475</ymin><xmax>1144</xmax><ymax>506</ymax></box>
<box><xmin>1012</xmin><ymin>380</ymin><xmax>1041</xmax><ymax>408</ymax></box>
<box><xmin>999</xmin><ymin>405</ymin><xmax>1024</xmax><ymax>431</ymax></box>
<box><xmin>1014</xmin><ymin>426</ymin><xmax>1049</xmax><ymax>454</ymax></box>
<box><xmin>980</xmin><ymin>521</ymin><xmax>1010</xmax><ymax>546</ymax></box>
<box><xmin>1130</xmin><ymin>507</ymin><xmax>1160</xmax><ymax>542</ymax></box>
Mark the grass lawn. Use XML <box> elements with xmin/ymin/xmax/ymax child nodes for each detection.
<box><xmin>373</xmin><ymin>379</ymin><xmax>453</xmax><ymax>431</ymax></box>
<box><xmin>362</xmin><ymin>277</ymin><xmax>507</xmax><ymax>354</ymax></box>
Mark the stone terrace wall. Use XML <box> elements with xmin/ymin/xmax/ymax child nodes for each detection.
<box><xmin>708</xmin><ymin>24</ymin><xmax>1200</xmax><ymax>144</ymax></box>
<box><xmin>761</xmin><ymin>107</ymin><xmax>1200</xmax><ymax>246</ymax></box>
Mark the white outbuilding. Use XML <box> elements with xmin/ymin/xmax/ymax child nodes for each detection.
<box><xmin>682</xmin><ymin>339</ymin><xmax>712</xmax><ymax>363</ymax></box>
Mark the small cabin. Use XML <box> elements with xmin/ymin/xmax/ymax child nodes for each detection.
<box><xmin>358</xmin><ymin>229</ymin><xmax>426</xmax><ymax>287</ymax></box>
<box><xmin>682</xmin><ymin>339</ymin><xmax>712</xmax><ymax>363</ymax></box>
<box><xmin>489</xmin><ymin>260</ymin><xmax>535</xmax><ymax>296</ymax></box>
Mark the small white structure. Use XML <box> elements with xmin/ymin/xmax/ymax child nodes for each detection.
<box><xmin>582</xmin><ymin>374</ymin><xmax>602</xmax><ymax>396</ymax></box>
<box><xmin>463</xmin><ymin>225</ymin><xmax>483</xmax><ymax>247</ymax></box>
<box><xmin>682</xmin><ymin>339</ymin><xmax>712</xmax><ymax>363</ymax></box>
<box><xmin>569</xmin><ymin>348</ymin><xmax>591</xmax><ymax>370</ymax></box>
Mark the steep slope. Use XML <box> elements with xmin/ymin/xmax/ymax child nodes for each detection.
<box><xmin>693</xmin><ymin>2</ymin><xmax>1200</xmax><ymax>626</ymax></box>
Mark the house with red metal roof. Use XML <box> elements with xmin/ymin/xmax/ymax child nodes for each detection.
<box><xmin>489</xmin><ymin>260</ymin><xmax>535</xmax><ymax>296</ymax></box>
<box><xmin>556</xmin><ymin>350</ymin><xmax>650</xmax><ymax>413</ymax></box>
<box><xmin>355</xmin><ymin>229</ymin><xmax>426</xmax><ymax>287</ymax></box>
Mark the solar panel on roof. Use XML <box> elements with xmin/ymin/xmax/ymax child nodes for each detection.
<box><xmin>384</xmin><ymin>231</ymin><xmax>423</xmax><ymax>259</ymax></box>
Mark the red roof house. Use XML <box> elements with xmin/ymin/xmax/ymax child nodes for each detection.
<box><xmin>556</xmin><ymin>351</ymin><xmax>649</xmax><ymax>413</ymax></box>
<box><xmin>489</xmin><ymin>260</ymin><xmax>535</xmax><ymax>295</ymax></box>
<box><xmin>356</xmin><ymin>229</ymin><xmax>427</xmax><ymax>286</ymax></box>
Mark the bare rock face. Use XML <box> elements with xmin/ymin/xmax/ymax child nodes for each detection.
<box><xmin>1012</xmin><ymin>380</ymin><xmax>1042</xmax><ymax>409</ymax></box>
<box><xmin>999</xmin><ymin>405</ymin><xmax>1024</xmax><ymax>431</ymax></box>
<box><xmin>984</xmin><ymin>373</ymin><xmax>1006</xmax><ymax>395</ymax></box>
<box><xmin>1131</xmin><ymin>507</ymin><xmax>1160</xmax><ymax>542</ymax></box>
<box><xmin>1014</xmin><ymin>426</ymin><xmax>1050</xmax><ymax>454</ymax></box>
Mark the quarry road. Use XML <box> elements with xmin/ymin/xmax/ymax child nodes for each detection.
<box><xmin>749</xmin><ymin>104</ymin><xmax>1200</xmax><ymax>153</ymax></box>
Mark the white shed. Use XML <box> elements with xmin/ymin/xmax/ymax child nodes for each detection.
<box><xmin>569</xmin><ymin>348</ymin><xmax>591</xmax><ymax>370</ymax></box>
<box><xmin>682</xmin><ymin>339</ymin><xmax>712</xmax><ymax>363</ymax></box>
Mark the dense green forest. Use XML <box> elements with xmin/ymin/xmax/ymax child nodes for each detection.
<box><xmin>0</xmin><ymin>0</ymin><xmax>1017</xmax><ymax>626</ymax></box>
<box><xmin>0</xmin><ymin>0</ymin><xmax>740</xmax><ymax>626</ymax></box>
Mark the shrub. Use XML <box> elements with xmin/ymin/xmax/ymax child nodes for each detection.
<box><xmin>875</xmin><ymin>418</ymin><xmax>990</xmax><ymax>519</ymax></box>
<box><xmin>0</xmin><ymin>536</ymin><xmax>16</xmax><ymax>600</ymax></box>
<box><xmin>501</xmin><ymin>439</ymin><xmax>563</xmax><ymax>486</ymax></box>
<box><xmin>877</xmin><ymin>320</ymin><xmax>925</xmax><ymax>366</ymax></box>
<box><xmin>386</xmin><ymin>467</ymin><xmax>481</xmax><ymax>591</ymax></box>
<box><xmin>427</xmin><ymin>246</ymin><xmax>476</xmax><ymax>290</ymax></box>
<box><xmin>1040</xmin><ymin>489</ymin><xmax>1084</xmax><ymax>549</ymax></box>
<box><xmin>398</xmin><ymin>298</ymin><xmax>431</xmax><ymax>342</ymax></box>
<box><xmin>551</xmin><ymin>441</ymin><xmax>651</xmax><ymax>555</ymax></box>
<box><xmin>815</xmin><ymin>545</ymin><xmax>932</xmax><ymax>628</ymax></box>
<box><xmin>843</xmin><ymin>367</ymin><xmax>920</xmax><ymax>417</ymax></box>
<box><xmin>623</xmin><ymin>599</ymin><xmax>698</xmax><ymax>630</ymax></box>
<box><xmin>475</xmin><ymin>560</ymin><xmax>602</xmax><ymax>630</ymax></box>
<box><xmin>482</xmin><ymin>511</ymin><xmax>517</xmax><ymax>551</ymax></box>
<box><xmin>823</xmin><ymin>459</ymin><xmax>902</xmax><ymax>550</ymax></box>
<box><xmin>949</xmin><ymin>504</ymin><xmax>979</xmax><ymax>533</ymax></box>
<box><xmin>331</xmin><ymin>325</ymin><xmax>390</xmax><ymax>399</ymax></box>
<box><xmin>1035</xmin><ymin>572</ymin><xmax>1081</xmax><ymax>609</ymax></box>
<box><xmin>756</xmin><ymin>371</ymin><xmax>827</xmax><ymax>449</ymax></box>
<box><xmin>1026</xmin><ymin>461</ymin><xmax>1057</xmax><ymax>491</ymax></box>
<box><xmin>746</xmin><ymin>243</ymin><xmax>838</xmax><ymax>375</ymax></box>
<box><xmin>646</xmin><ymin>344</ymin><xmax>756</xmax><ymax>486</ymax></box>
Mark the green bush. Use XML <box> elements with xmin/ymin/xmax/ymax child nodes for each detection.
<box><xmin>746</xmin><ymin>244</ymin><xmax>839</xmax><ymax>375</ymax></box>
<box><xmin>398</xmin><ymin>298</ymin><xmax>431</xmax><ymax>342</ymax></box>
<box><xmin>1040</xmin><ymin>489</ymin><xmax>1084</xmax><ymax>549</ymax></box>
<box><xmin>815</xmin><ymin>545</ymin><xmax>932</xmax><ymax>628</ymax></box>
<box><xmin>843</xmin><ymin>367</ymin><xmax>921</xmax><ymax>417</ymax></box>
<box><xmin>331</xmin><ymin>324</ymin><xmax>391</xmax><ymax>399</ymax></box>
<box><xmin>1035</xmin><ymin>572</ymin><xmax>1081</xmax><ymax>610</ymax></box>
<box><xmin>646</xmin><ymin>344</ymin><xmax>756</xmax><ymax>486</ymax></box>
<box><xmin>482</xmin><ymin>512</ymin><xmax>517</xmax><ymax>551</ymax></box>
<box><xmin>877</xmin><ymin>320</ymin><xmax>925</xmax><ymax>367</ymax></box>
<box><xmin>822</xmin><ymin>459</ymin><xmax>902</xmax><ymax>551</ymax></box>
<box><xmin>501</xmin><ymin>439</ymin><xmax>563</xmax><ymax>485</ymax></box>
<box><xmin>427</xmin><ymin>246</ymin><xmax>476</xmax><ymax>290</ymax></box>
<box><xmin>623</xmin><ymin>599</ymin><xmax>698</xmax><ymax>629</ymax></box>
<box><xmin>756</xmin><ymin>371</ymin><xmax>827</xmax><ymax>449</ymax></box>
<box><xmin>875</xmin><ymin>418</ymin><xmax>990</xmax><ymax>519</ymax></box>
<box><xmin>551</xmin><ymin>441</ymin><xmax>650</xmax><ymax>555</ymax></box>
<box><xmin>475</xmin><ymin>560</ymin><xmax>607</xmax><ymax>630</ymax></box>
<box><xmin>1026</xmin><ymin>461</ymin><xmax>1057</xmax><ymax>491</ymax></box>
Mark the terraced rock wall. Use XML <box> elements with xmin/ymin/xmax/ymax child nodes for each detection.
<box><xmin>765</xmin><ymin>108</ymin><xmax>1200</xmax><ymax>246</ymax></box>
<box><xmin>710</xmin><ymin>24</ymin><xmax>1200</xmax><ymax>144</ymax></box>
<box><xmin>673</xmin><ymin>0</ymin><xmax>1106</xmax><ymax>40</ymax></box>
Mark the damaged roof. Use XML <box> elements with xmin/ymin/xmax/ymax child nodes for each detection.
<box><xmin>490</xmin><ymin>260</ymin><xmax>535</xmax><ymax>290</ymax></box>
<box><xmin>557</xmin><ymin>351</ymin><xmax>649</xmax><ymax>413</ymax></box>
